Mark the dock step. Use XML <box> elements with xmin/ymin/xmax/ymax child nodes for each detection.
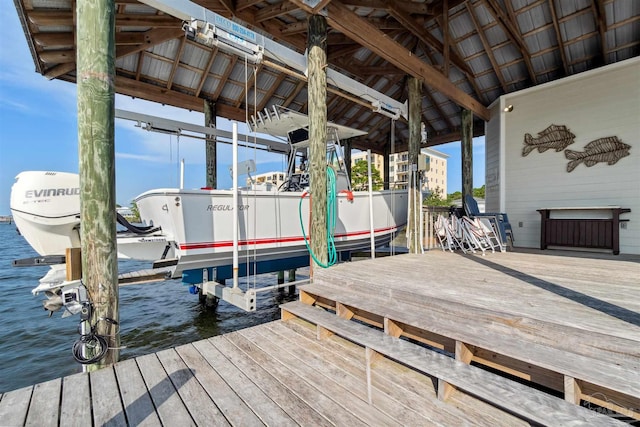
<box><xmin>280</xmin><ymin>300</ymin><xmax>626</xmax><ymax>427</ymax></box>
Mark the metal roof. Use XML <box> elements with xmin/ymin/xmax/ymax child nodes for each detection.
<box><xmin>13</xmin><ymin>0</ymin><xmax>639</xmax><ymax>153</ymax></box>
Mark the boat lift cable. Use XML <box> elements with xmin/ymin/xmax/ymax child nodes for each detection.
<box><xmin>299</xmin><ymin>167</ymin><xmax>338</xmax><ymax>268</ymax></box>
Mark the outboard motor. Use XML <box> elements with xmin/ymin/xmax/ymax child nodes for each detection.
<box><xmin>10</xmin><ymin>171</ymin><xmax>81</xmax><ymax>257</ymax></box>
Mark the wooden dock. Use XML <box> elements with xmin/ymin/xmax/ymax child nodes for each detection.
<box><xmin>0</xmin><ymin>250</ymin><xmax>638</xmax><ymax>426</ymax></box>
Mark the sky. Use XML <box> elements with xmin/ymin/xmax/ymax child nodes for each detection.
<box><xmin>0</xmin><ymin>6</ymin><xmax>485</xmax><ymax>216</ymax></box>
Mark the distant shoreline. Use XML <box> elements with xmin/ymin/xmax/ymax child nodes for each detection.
<box><xmin>0</xmin><ymin>216</ymin><xmax>13</xmax><ymax>224</ymax></box>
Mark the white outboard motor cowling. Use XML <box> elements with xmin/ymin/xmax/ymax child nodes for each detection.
<box><xmin>10</xmin><ymin>171</ymin><xmax>81</xmax><ymax>257</ymax></box>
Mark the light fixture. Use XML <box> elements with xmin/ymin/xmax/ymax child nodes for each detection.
<box><xmin>503</xmin><ymin>104</ymin><xmax>514</xmax><ymax>113</ymax></box>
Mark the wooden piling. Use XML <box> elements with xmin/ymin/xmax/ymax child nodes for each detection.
<box><xmin>308</xmin><ymin>15</ymin><xmax>328</xmax><ymax>269</ymax></box>
<box><xmin>407</xmin><ymin>77</ymin><xmax>422</xmax><ymax>254</ymax></box>
<box><xmin>461</xmin><ymin>109</ymin><xmax>473</xmax><ymax>203</ymax></box>
<box><xmin>204</xmin><ymin>100</ymin><xmax>217</xmax><ymax>189</ymax></box>
<box><xmin>76</xmin><ymin>0</ymin><xmax>119</xmax><ymax>367</ymax></box>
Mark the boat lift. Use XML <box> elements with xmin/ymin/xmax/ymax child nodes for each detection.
<box><xmin>138</xmin><ymin>0</ymin><xmax>408</xmax><ymax>120</ymax></box>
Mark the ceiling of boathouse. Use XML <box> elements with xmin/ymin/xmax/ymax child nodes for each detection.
<box><xmin>14</xmin><ymin>0</ymin><xmax>639</xmax><ymax>153</ymax></box>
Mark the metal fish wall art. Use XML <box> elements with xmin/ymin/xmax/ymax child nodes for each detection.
<box><xmin>522</xmin><ymin>124</ymin><xmax>576</xmax><ymax>156</ymax></box>
<box><xmin>564</xmin><ymin>136</ymin><xmax>631</xmax><ymax>173</ymax></box>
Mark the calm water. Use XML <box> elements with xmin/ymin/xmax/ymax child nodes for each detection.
<box><xmin>0</xmin><ymin>223</ymin><xmax>298</xmax><ymax>393</ymax></box>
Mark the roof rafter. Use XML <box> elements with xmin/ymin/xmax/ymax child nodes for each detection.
<box><xmin>442</xmin><ymin>0</ymin><xmax>450</xmax><ymax>78</ymax></box>
<box><xmin>591</xmin><ymin>0</ymin><xmax>608</xmax><ymax>64</ymax></box>
<box><xmin>313</xmin><ymin>0</ymin><xmax>489</xmax><ymax>120</ymax></box>
<box><xmin>547</xmin><ymin>0</ymin><xmax>569</xmax><ymax>75</ymax></box>
<box><xmin>502</xmin><ymin>0</ymin><xmax>537</xmax><ymax>83</ymax></box>
<box><xmin>167</xmin><ymin>36</ymin><xmax>187</xmax><ymax>90</ymax></box>
<box><xmin>466</xmin><ymin>2</ymin><xmax>508</xmax><ymax>93</ymax></box>
<box><xmin>194</xmin><ymin>47</ymin><xmax>219</xmax><ymax>97</ymax></box>
<box><xmin>483</xmin><ymin>0</ymin><xmax>535</xmax><ymax>83</ymax></box>
<box><xmin>386</xmin><ymin>1</ymin><xmax>474</xmax><ymax>77</ymax></box>
<box><xmin>255</xmin><ymin>1</ymin><xmax>299</xmax><ymax>23</ymax></box>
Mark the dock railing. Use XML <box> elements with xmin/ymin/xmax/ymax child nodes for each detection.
<box><xmin>422</xmin><ymin>205</ymin><xmax>452</xmax><ymax>250</ymax></box>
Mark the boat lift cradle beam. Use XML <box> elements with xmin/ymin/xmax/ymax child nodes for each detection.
<box><xmin>138</xmin><ymin>0</ymin><xmax>407</xmax><ymax>120</ymax></box>
<box><xmin>115</xmin><ymin>109</ymin><xmax>291</xmax><ymax>155</ymax></box>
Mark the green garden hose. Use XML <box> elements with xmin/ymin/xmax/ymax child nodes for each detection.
<box><xmin>299</xmin><ymin>166</ymin><xmax>338</xmax><ymax>268</ymax></box>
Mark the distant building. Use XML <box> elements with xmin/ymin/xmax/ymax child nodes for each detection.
<box><xmin>248</xmin><ymin>171</ymin><xmax>287</xmax><ymax>190</ymax></box>
<box><xmin>351</xmin><ymin>151</ymin><xmax>385</xmax><ymax>181</ymax></box>
<box><xmin>388</xmin><ymin>148</ymin><xmax>449</xmax><ymax>196</ymax></box>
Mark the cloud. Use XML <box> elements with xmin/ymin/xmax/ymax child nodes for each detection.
<box><xmin>115</xmin><ymin>152</ymin><xmax>167</xmax><ymax>163</ymax></box>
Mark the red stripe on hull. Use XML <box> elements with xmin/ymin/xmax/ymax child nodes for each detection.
<box><xmin>178</xmin><ymin>225</ymin><xmax>401</xmax><ymax>251</ymax></box>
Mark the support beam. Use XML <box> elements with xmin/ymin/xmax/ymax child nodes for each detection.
<box><xmin>114</xmin><ymin>76</ymin><xmax>248</xmax><ymax>121</ymax></box>
<box><xmin>77</xmin><ymin>0</ymin><xmax>119</xmax><ymax>367</ymax></box>
<box><xmin>407</xmin><ymin>77</ymin><xmax>421</xmax><ymax>254</ymax></box>
<box><xmin>308</xmin><ymin>15</ymin><xmax>328</xmax><ymax>269</ymax></box>
<box><xmin>461</xmin><ymin>109</ymin><xmax>473</xmax><ymax>203</ymax></box>
<box><xmin>324</xmin><ymin>1</ymin><xmax>489</xmax><ymax>120</ymax></box>
<box><xmin>204</xmin><ymin>100</ymin><xmax>217</xmax><ymax>189</ymax></box>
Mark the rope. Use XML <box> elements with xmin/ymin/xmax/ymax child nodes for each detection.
<box><xmin>299</xmin><ymin>167</ymin><xmax>338</xmax><ymax>268</ymax></box>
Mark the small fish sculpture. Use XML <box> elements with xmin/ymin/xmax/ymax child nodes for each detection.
<box><xmin>522</xmin><ymin>124</ymin><xmax>576</xmax><ymax>156</ymax></box>
<box><xmin>565</xmin><ymin>136</ymin><xmax>631</xmax><ymax>172</ymax></box>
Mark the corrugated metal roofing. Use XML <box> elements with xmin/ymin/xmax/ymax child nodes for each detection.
<box><xmin>13</xmin><ymin>0</ymin><xmax>640</xmax><ymax>152</ymax></box>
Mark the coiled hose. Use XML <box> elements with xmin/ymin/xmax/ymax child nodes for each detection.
<box><xmin>299</xmin><ymin>166</ymin><xmax>338</xmax><ymax>268</ymax></box>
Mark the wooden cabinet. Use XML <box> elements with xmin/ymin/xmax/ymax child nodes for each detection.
<box><xmin>537</xmin><ymin>207</ymin><xmax>630</xmax><ymax>255</ymax></box>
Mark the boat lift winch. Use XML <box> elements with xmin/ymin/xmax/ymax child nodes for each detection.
<box><xmin>138</xmin><ymin>0</ymin><xmax>408</xmax><ymax>120</ymax></box>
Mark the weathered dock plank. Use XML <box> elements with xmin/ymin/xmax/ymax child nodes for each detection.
<box><xmin>113</xmin><ymin>358</ymin><xmax>160</xmax><ymax>427</ymax></box>
<box><xmin>221</xmin><ymin>332</ymin><xmax>372</xmax><ymax>426</ymax></box>
<box><xmin>155</xmin><ymin>348</ymin><xmax>230</xmax><ymax>426</ymax></box>
<box><xmin>60</xmin><ymin>373</ymin><xmax>91</xmax><ymax>427</ymax></box>
<box><xmin>209</xmin><ymin>335</ymin><xmax>333</xmax><ymax>426</ymax></box>
<box><xmin>239</xmin><ymin>325</ymin><xmax>412</xmax><ymax>426</ymax></box>
<box><xmin>0</xmin><ymin>385</ymin><xmax>33</xmax><ymax>426</ymax></box>
<box><xmin>174</xmin><ymin>343</ymin><xmax>264</xmax><ymax>427</ymax></box>
<box><xmin>282</xmin><ymin>300</ymin><xmax>627</xmax><ymax>426</ymax></box>
<box><xmin>272</xmin><ymin>318</ymin><xmax>527</xmax><ymax>427</ymax></box>
<box><xmin>190</xmin><ymin>339</ymin><xmax>296</xmax><ymax>427</ymax></box>
<box><xmin>136</xmin><ymin>353</ymin><xmax>195</xmax><ymax>426</ymax></box>
<box><xmin>89</xmin><ymin>364</ymin><xmax>126</xmax><ymax>426</ymax></box>
<box><xmin>25</xmin><ymin>378</ymin><xmax>60</xmax><ymax>427</ymax></box>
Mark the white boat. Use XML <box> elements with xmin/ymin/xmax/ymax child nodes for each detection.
<box><xmin>135</xmin><ymin>109</ymin><xmax>407</xmax><ymax>281</ymax></box>
<box><xmin>10</xmin><ymin>109</ymin><xmax>408</xmax><ymax>293</ymax></box>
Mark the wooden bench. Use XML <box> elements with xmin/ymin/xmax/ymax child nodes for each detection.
<box><xmin>298</xmin><ymin>281</ymin><xmax>639</xmax><ymax>420</ymax></box>
<box><xmin>281</xmin><ymin>301</ymin><xmax>626</xmax><ymax>426</ymax></box>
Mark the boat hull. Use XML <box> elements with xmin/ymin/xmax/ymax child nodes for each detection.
<box><xmin>135</xmin><ymin>188</ymin><xmax>408</xmax><ymax>278</ymax></box>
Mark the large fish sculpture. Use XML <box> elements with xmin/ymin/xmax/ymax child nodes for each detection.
<box><xmin>522</xmin><ymin>124</ymin><xmax>576</xmax><ymax>156</ymax></box>
<box><xmin>565</xmin><ymin>136</ymin><xmax>631</xmax><ymax>172</ymax></box>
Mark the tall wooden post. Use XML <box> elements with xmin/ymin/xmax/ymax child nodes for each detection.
<box><xmin>461</xmin><ymin>109</ymin><xmax>473</xmax><ymax>204</ymax></box>
<box><xmin>308</xmin><ymin>15</ymin><xmax>328</xmax><ymax>269</ymax></box>
<box><xmin>77</xmin><ymin>0</ymin><xmax>119</xmax><ymax>367</ymax></box>
<box><xmin>407</xmin><ymin>77</ymin><xmax>422</xmax><ymax>254</ymax></box>
<box><xmin>204</xmin><ymin>100</ymin><xmax>217</xmax><ymax>188</ymax></box>
<box><xmin>343</xmin><ymin>138</ymin><xmax>352</xmax><ymax>180</ymax></box>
